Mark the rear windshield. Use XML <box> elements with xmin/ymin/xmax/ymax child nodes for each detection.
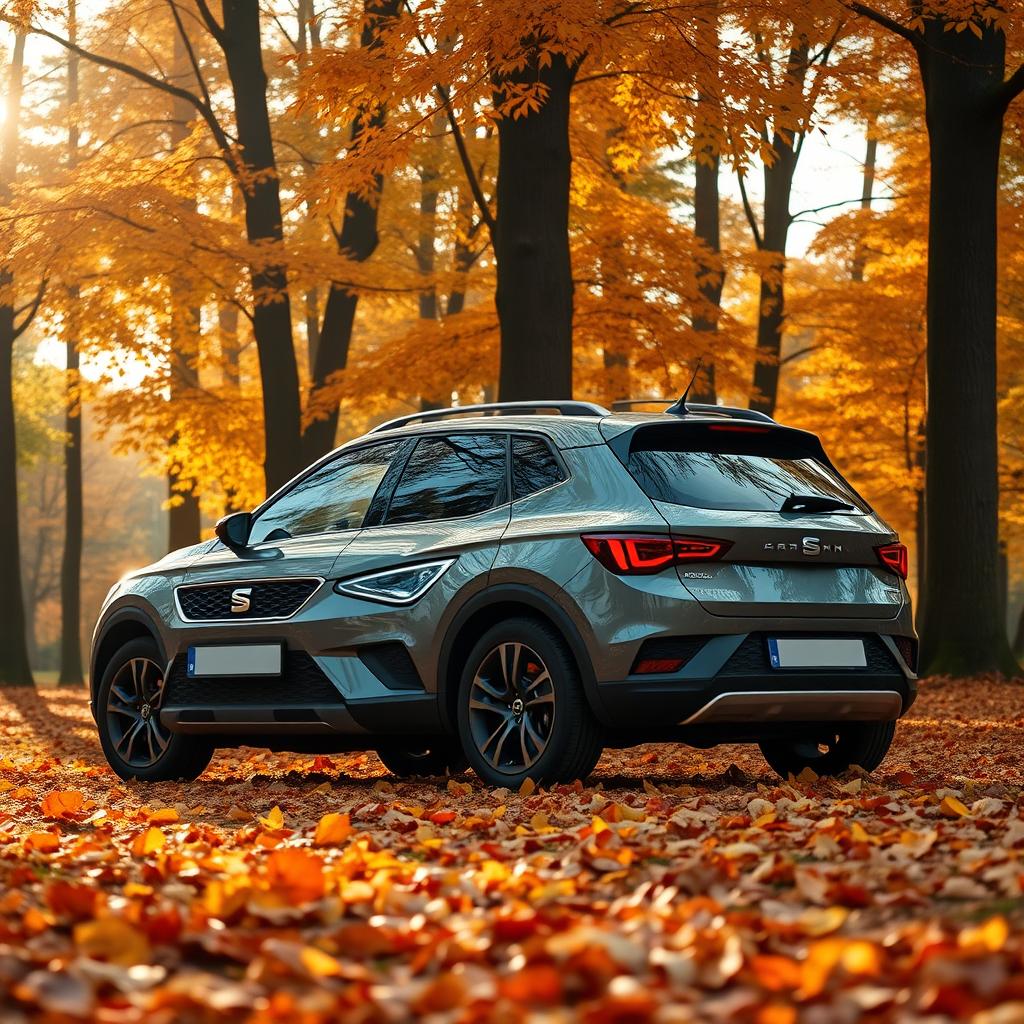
<box><xmin>625</xmin><ymin>426</ymin><xmax>868</xmax><ymax>513</ymax></box>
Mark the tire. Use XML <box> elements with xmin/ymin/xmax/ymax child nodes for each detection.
<box><xmin>759</xmin><ymin>719</ymin><xmax>896</xmax><ymax>780</ymax></box>
<box><xmin>96</xmin><ymin>637</ymin><xmax>214</xmax><ymax>782</ymax></box>
<box><xmin>376</xmin><ymin>740</ymin><xmax>468</xmax><ymax>778</ymax></box>
<box><xmin>456</xmin><ymin>616</ymin><xmax>603</xmax><ymax>788</ymax></box>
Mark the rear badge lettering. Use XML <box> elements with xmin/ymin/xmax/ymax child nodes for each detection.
<box><xmin>682</xmin><ymin>571</ymin><xmax>713</xmax><ymax>579</ymax></box>
<box><xmin>763</xmin><ymin>537</ymin><xmax>843</xmax><ymax>556</ymax></box>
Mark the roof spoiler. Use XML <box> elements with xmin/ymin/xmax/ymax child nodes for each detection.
<box><xmin>610</xmin><ymin>397</ymin><xmax>775</xmax><ymax>425</ymax></box>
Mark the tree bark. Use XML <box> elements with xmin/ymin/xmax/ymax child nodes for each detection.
<box><xmin>167</xmin><ymin>23</ymin><xmax>201</xmax><ymax>552</ymax></box>
<box><xmin>913</xmin><ymin>17</ymin><xmax>1017</xmax><ymax>675</ymax></box>
<box><xmin>59</xmin><ymin>1</ymin><xmax>84</xmax><ymax>686</ymax></box>
<box><xmin>690</xmin><ymin>5</ymin><xmax>722</xmax><ymax>405</ymax></box>
<box><xmin>494</xmin><ymin>51</ymin><xmax>576</xmax><ymax>401</ymax></box>
<box><xmin>221</xmin><ymin>1</ymin><xmax>304</xmax><ymax>493</ymax></box>
<box><xmin>691</xmin><ymin>153</ymin><xmax>723</xmax><ymax>404</ymax></box>
<box><xmin>749</xmin><ymin>132</ymin><xmax>799</xmax><ymax>417</ymax></box>
<box><xmin>0</xmin><ymin>31</ymin><xmax>34</xmax><ymax>686</ymax></box>
<box><xmin>302</xmin><ymin>0</ymin><xmax>401</xmax><ymax>463</ymax></box>
<box><xmin>850</xmin><ymin>122</ymin><xmax>877</xmax><ymax>283</ymax></box>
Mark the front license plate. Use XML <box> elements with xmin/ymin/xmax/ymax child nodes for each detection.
<box><xmin>768</xmin><ymin>638</ymin><xmax>866</xmax><ymax>669</ymax></box>
<box><xmin>187</xmin><ymin>643</ymin><xmax>283</xmax><ymax>678</ymax></box>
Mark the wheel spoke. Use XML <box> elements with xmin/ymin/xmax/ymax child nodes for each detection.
<box><xmin>117</xmin><ymin>717</ymin><xmax>145</xmax><ymax>759</ymax></box>
<box><xmin>149</xmin><ymin>720</ymin><xmax>169</xmax><ymax>754</ymax></box>
<box><xmin>489</xmin><ymin>718</ymin><xmax>516</xmax><ymax>768</ymax></box>
<box><xmin>523</xmin><ymin>670</ymin><xmax>550</xmax><ymax>695</ymax></box>
<box><xmin>523</xmin><ymin>714</ymin><xmax>547</xmax><ymax>758</ymax></box>
<box><xmin>499</xmin><ymin>643</ymin><xmax>522</xmax><ymax>693</ymax></box>
<box><xmin>472</xmin><ymin>673</ymin><xmax>507</xmax><ymax>702</ymax></box>
<box><xmin>525</xmin><ymin>691</ymin><xmax>554</xmax><ymax>710</ymax></box>
<box><xmin>469</xmin><ymin>694</ymin><xmax>505</xmax><ymax>715</ymax></box>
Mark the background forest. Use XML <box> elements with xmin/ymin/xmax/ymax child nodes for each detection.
<box><xmin>0</xmin><ymin>0</ymin><xmax>1023</xmax><ymax>685</ymax></box>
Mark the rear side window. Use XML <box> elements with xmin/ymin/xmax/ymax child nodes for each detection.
<box><xmin>512</xmin><ymin>435</ymin><xmax>565</xmax><ymax>499</ymax></box>
<box><xmin>626</xmin><ymin>427</ymin><xmax>867</xmax><ymax>513</ymax></box>
<box><xmin>384</xmin><ymin>433</ymin><xmax>508</xmax><ymax>525</ymax></box>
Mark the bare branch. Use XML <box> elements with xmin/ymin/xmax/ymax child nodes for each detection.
<box><xmin>736</xmin><ymin>168</ymin><xmax>763</xmax><ymax>249</ymax></box>
<box><xmin>843</xmin><ymin>1</ymin><xmax>920</xmax><ymax>46</ymax></box>
<box><xmin>998</xmin><ymin>63</ymin><xmax>1024</xmax><ymax>109</ymax></box>
<box><xmin>193</xmin><ymin>0</ymin><xmax>226</xmax><ymax>46</ymax></box>
<box><xmin>12</xmin><ymin>277</ymin><xmax>47</xmax><ymax>339</ymax></box>
<box><xmin>22</xmin><ymin>20</ymin><xmax>237</xmax><ymax>170</ymax></box>
<box><xmin>167</xmin><ymin>1</ymin><xmax>215</xmax><ymax>114</ymax></box>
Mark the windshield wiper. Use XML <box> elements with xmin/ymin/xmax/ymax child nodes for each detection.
<box><xmin>780</xmin><ymin>493</ymin><xmax>855</xmax><ymax>514</ymax></box>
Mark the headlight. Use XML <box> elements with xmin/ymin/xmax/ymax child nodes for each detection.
<box><xmin>334</xmin><ymin>559</ymin><xmax>455</xmax><ymax>605</ymax></box>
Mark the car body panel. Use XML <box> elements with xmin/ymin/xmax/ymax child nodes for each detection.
<box><xmin>90</xmin><ymin>404</ymin><xmax>918</xmax><ymax>762</ymax></box>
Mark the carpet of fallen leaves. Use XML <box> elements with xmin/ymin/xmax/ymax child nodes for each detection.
<box><xmin>1</xmin><ymin>681</ymin><xmax>1023</xmax><ymax>1022</ymax></box>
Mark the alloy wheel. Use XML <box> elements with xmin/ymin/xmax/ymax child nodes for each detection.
<box><xmin>467</xmin><ymin>642</ymin><xmax>555</xmax><ymax>774</ymax></box>
<box><xmin>105</xmin><ymin>657</ymin><xmax>171</xmax><ymax>768</ymax></box>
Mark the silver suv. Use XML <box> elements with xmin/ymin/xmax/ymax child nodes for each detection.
<box><xmin>89</xmin><ymin>401</ymin><xmax>917</xmax><ymax>787</ymax></box>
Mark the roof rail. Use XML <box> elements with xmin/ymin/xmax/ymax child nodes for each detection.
<box><xmin>610</xmin><ymin>397</ymin><xmax>775</xmax><ymax>424</ymax></box>
<box><xmin>368</xmin><ymin>400</ymin><xmax>611</xmax><ymax>434</ymax></box>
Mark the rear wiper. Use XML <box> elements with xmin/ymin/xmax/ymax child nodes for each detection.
<box><xmin>780</xmin><ymin>493</ymin><xmax>855</xmax><ymax>514</ymax></box>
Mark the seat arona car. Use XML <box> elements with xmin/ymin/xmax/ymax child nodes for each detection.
<box><xmin>90</xmin><ymin>400</ymin><xmax>917</xmax><ymax>787</ymax></box>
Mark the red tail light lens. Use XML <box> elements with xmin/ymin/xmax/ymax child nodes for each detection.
<box><xmin>876</xmin><ymin>542</ymin><xmax>908</xmax><ymax>579</ymax></box>
<box><xmin>581</xmin><ymin>534</ymin><xmax>731</xmax><ymax>575</ymax></box>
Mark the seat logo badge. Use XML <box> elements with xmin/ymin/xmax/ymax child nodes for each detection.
<box><xmin>802</xmin><ymin>536</ymin><xmax>821</xmax><ymax>556</ymax></box>
<box><xmin>230</xmin><ymin>587</ymin><xmax>252</xmax><ymax>614</ymax></box>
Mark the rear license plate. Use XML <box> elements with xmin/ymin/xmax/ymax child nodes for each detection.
<box><xmin>768</xmin><ymin>638</ymin><xmax>866</xmax><ymax>669</ymax></box>
<box><xmin>187</xmin><ymin>643</ymin><xmax>283</xmax><ymax>678</ymax></box>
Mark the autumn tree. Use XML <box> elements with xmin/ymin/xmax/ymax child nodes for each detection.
<box><xmin>0</xmin><ymin>27</ymin><xmax>40</xmax><ymax>686</ymax></box>
<box><xmin>847</xmin><ymin>1</ymin><xmax>1024</xmax><ymax>675</ymax></box>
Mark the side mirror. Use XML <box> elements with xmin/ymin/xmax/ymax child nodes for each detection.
<box><xmin>215</xmin><ymin>511</ymin><xmax>252</xmax><ymax>552</ymax></box>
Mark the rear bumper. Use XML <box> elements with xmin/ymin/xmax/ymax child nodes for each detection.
<box><xmin>595</xmin><ymin>671</ymin><xmax>916</xmax><ymax>729</ymax></box>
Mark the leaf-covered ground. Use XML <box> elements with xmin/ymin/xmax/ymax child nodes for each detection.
<box><xmin>1</xmin><ymin>680</ymin><xmax>1023</xmax><ymax>1022</ymax></box>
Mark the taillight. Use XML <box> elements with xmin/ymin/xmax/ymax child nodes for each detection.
<box><xmin>581</xmin><ymin>534</ymin><xmax>731</xmax><ymax>575</ymax></box>
<box><xmin>876</xmin><ymin>542</ymin><xmax>908</xmax><ymax>579</ymax></box>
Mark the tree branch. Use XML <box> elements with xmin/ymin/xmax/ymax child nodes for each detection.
<box><xmin>736</xmin><ymin>168</ymin><xmax>763</xmax><ymax>249</ymax></box>
<box><xmin>167</xmin><ymin>1</ymin><xmax>215</xmax><ymax>114</ymax></box>
<box><xmin>193</xmin><ymin>0</ymin><xmax>226</xmax><ymax>46</ymax></box>
<box><xmin>998</xmin><ymin>63</ymin><xmax>1024</xmax><ymax>109</ymax></box>
<box><xmin>22</xmin><ymin>21</ymin><xmax>237</xmax><ymax>169</ymax></box>
<box><xmin>843</xmin><ymin>1</ymin><xmax>920</xmax><ymax>46</ymax></box>
<box><xmin>12</xmin><ymin>277</ymin><xmax>47</xmax><ymax>340</ymax></box>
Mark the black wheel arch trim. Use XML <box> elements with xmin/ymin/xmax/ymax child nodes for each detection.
<box><xmin>90</xmin><ymin>605</ymin><xmax>168</xmax><ymax>709</ymax></box>
<box><xmin>436</xmin><ymin>582</ymin><xmax>601</xmax><ymax>731</ymax></box>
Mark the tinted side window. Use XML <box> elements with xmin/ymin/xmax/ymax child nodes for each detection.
<box><xmin>512</xmin><ymin>435</ymin><xmax>565</xmax><ymax>499</ymax></box>
<box><xmin>384</xmin><ymin>433</ymin><xmax>508</xmax><ymax>525</ymax></box>
<box><xmin>250</xmin><ymin>441</ymin><xmax>402</xmax><ymax>543</ymax></box>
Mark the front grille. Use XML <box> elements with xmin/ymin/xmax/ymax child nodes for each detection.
<box><xmin>163</xmin><ymin>651</ymin><xmax>342</xmax><ymax>706</ymax></box>
<box><xmin>719</xmin><ymin>633</ymin><xmax>900</xmax><ymax>676</ymax></box>
<box><xmin>176</xmin><ymin>579</ymin><xmax>320</xmax><ymax>621</ymax></box>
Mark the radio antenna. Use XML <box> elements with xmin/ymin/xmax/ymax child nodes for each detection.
<box><xmin>665</xmin><ymin>358</ymin><xmax>704</xmax><ymax>417</ymax></box>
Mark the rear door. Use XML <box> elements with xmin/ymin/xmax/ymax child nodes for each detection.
<box><xmin>616</xmin><ymin>421</ymin><xmax>904</xmax><ymax>619</ymax></box>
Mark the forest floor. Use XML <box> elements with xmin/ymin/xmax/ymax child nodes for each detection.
<box><xmin>0</xmin><ymin>680</ymin><xmax>1023</xmax><ymax>1022</ymax></box>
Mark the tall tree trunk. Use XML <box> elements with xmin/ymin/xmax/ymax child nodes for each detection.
<box><xmin>302</xmin><ymin>0</ymin><xmax>401</xmax><ymax>463</ymax></box>
<box><xmin>59</xmin><ymin>2</ymin><xmax>84</xmax><ymax>686</ymax></box>
<box><xmin>167</xmin><ymin>23</ymin><xmax>201</xmax><ymax>552</ymax></box>
<box><xmin>691</xmin><ymin>5</ymin><xmax>722</xmax><ymax>405</ymax></box>
<box><xmin>221</xmin><ymin>1</ymin><xmax>304</xmax><ymax>493</ymax></box>
<box><xmin>446</xmin><ymin>187</ymin><xmax>476</xmax><ymax>317</ymax></box>
<box><xmin>914</xmin><ymin>17</ymin><xmax>1017</xmax><ymax>675</ymax></box>
<box><xmin>749</xmin><ymin>136</ymin><xmax>799</xmax><ymax>416</ymax></box>
<box><xmin>416</xmin><ymin>112</ymin><xmax>444</xmax><ymax>411</ymax></box>
<box><xmin>494</xmin><ymin>51</ymin><xmax>576</xmax><ymax>401</ymax></box>
<box><xmin>691</xmin><ymin>152</ymin><xmax>723</xmax><ymax>404</ymax></box>
<box><xmin>0</xmin><ymin>31</ymin><xmax>34</xmax><ymax>686</ymax></box>
<box><xmin>850</xmin><ymin>121</ymin><xmax>877</xmax><ymax>284</ymax></box>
